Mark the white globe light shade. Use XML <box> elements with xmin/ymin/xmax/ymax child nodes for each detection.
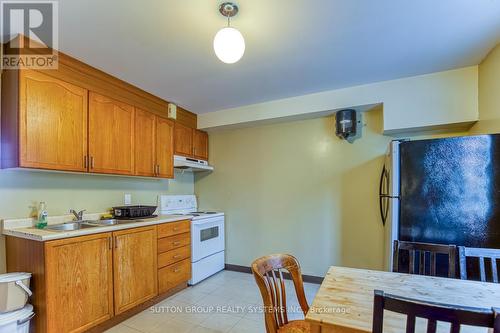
<box><xmin>213</xmin><ymin>27</ymin><xmax>245</xmax><ymax>64</ymax></box>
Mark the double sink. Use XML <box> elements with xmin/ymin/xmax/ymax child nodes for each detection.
<box><xmin>46</xmin><ymin>219</ymin><xmax>136</xmax><ymax>232</ymax></box>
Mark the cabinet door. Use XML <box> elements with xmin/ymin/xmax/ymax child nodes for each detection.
<box><xmin>45</xmin><ymin>233</ymin><xmax>114</xmax><ymax>333</ymax></box>
<box><xmin>174</xmin><ymin>123</ymin><xmax>193</xmax><ymax>157</ymax></box>
<box><xmin>193</xmin><ymin>129</ymin><xmax>209</xmax><ymax>160</ymax></box>
<box><xmin>88</xmin><ymin>92</ymin><xmax>135</xmax><ymax>175</ymax></box>
<box><xmin>134</xmin><ymin>108</ymin><xmax>156</xmax><ymax>177</ymax></box>
<box><xmin>156</xmin><ymin>117</ymin><xmax>174</xmax><ymax>178</ymax></box>
<box><xmin>19</xmin><ymin>70</ymin><xmax>88</xmax><ymax>172</ymax></box>
<box><xmin>113</xmin><ymin>226</ymin><xmax>158</xmax><ymax>315</ymax></box>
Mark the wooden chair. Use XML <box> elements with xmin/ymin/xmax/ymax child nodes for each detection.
<box><xmin>393</xmin><ymin>240</ymin><xmax>457</xmax><ymax>278</ymax></box>
<box><xmin>458</xmin><ymin>246</ymin><xmax>500</xmax><ymax>283</ymax></box>
<box><xmin>251</xmin><ymin>254</ymin><xmax>310</xmax><ymax>333</ymax></box>
<box><xmin>372</xmin><ymin>290</ymin><xmax>500</xmax><ymax>333</ymax></box>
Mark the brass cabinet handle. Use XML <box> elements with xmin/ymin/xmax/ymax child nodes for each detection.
<box><xmin>173</xmin><ymin>227</ymin><xmax>179</xmax><ymax>231</ymax></box>
<box><xmin>114</xmin><ymin>236</ymin><xmax>118</xmax><ymax>248</ymax></box>
<box><xmin>173</xmin><ymin>268</ymin><xmax>181</xmax><ymax>273</ymax></box>
<box><xmin>173</xmin><ymin>255</ymin><xmax>181</xmax><ymax>259</ymax></box>
<box><xmin>173</xmin><ymin>241</ymin><xmax>181</xmax><ymax>246</ymax></box>
<box><xmin>108</xmin><ymin>236</ymin><xmax>112</xmax><ymax>250</ymax></box>
<box><xmin>90</xmin><ymin>156</ymin><xmax>95</xmax><ymax>169</ymax></box>
<box><xmin>84</xmin><ymin>156</ymin><xmax>88</xmax><ymax>168</ymax></box>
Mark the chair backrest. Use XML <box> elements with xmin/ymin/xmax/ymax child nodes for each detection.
<box><xmin>251</xmin><ymin>254</ymin><xmax>309</xmax><ymax>333</ymax></box>
<box><xmin>458</xmin><ymin>246</ymin><xmax>500</xmax><ymax>283</ymax></box>
<box><xmin>393</xmin><ymin>240</ymin><xmax>457</xmax><ymax>278</ymax></box>
<box><xmin>372</xmin><ymin>290</ymin><xmax>500</xmax><ymax>333</ymax></box>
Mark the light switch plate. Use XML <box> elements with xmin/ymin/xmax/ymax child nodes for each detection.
<box><xmin>124</xmin><ymin>194</ymin><xmax>132</xmax><ymax>205</ymax></box>
<box><xmin>168</xmin><ymin>103</ymin><xmax>177</xmax><ymax>119</ymax></box>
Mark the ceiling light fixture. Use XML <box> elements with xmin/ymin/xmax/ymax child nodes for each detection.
<box><xmin>213</xmin><ymin>2</ymin><xmax>245</xmax><ymax>64</ymax></box>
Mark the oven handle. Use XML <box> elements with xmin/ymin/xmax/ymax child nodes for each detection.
<box><xmin>192</xmin><ymin>219</ymin><xmax>224</xmax><ymax>230</ymax></box>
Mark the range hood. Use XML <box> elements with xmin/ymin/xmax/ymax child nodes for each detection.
<box><xmin>174</xmin><ymin>155</ymin><xmax>214</xmax><ymax>172</ymax></box>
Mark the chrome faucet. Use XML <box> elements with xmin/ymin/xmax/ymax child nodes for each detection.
<box><xmin>70</xmin><ymin>209</ymin><xmax>86</xmax><ymax>221</ymax></box>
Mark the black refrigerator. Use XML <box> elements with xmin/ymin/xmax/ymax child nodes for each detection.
<box><xmin>379</xmin><ymin>134</ymin><xmax>500</xmax><ymax>276</ymax></box>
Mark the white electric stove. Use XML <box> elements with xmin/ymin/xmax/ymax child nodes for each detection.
<box><xmin>160</xmin><ymin>195</ymin><xmax>225</xmax><ymax>285</ymax></box>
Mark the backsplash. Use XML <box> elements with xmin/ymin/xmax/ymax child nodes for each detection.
<box><xmin>0</xmin><ymin>169</ymin><xmax>194</xmax><ymax>220</ymax></box>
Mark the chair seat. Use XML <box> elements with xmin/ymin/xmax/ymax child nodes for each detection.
<box><xmin>277</xmin><ymin>320</ymin><xmax>310</xmax><ymax>333</ymax></box>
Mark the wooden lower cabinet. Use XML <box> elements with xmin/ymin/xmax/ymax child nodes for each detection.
<box><xmin>157</xmin><ymin>220</ymin><xmax>192</xmax><ymax>294</ymax></box>
<box><xmin>113</xmin><ymin>226</ymin><xmax>158</xmax><ymax>314</ymax></box>
<box><xmin>5</xmin><ymin>221</ymin><xmax>192</xmax><ymax>333</ymax></box>
<box><xmin>158</xmin><ymin>232</ymin><xmax>191</xmax><ymax>253</ymax></box>
<box><xmin>158</xmin><ymin>259</ymin><xmax>191</xmax><ymax>294</ymax></box>
<box><xmin>158</xmin><ymin>245</ymin><xmax>190</xmax><ymax>268</ymax></box>
<box><xmin>158</xmin><ymin>220</ymin><xmax>191</xmax><ymax>238</ymax></box>
<box><xmin>45</xmin><ymin>233</ymin><xmax>114</xmax><ymax>333</ymax></box>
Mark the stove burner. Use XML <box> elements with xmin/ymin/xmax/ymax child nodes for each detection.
<box><xmin>115</xmin><ymin>215</ymin><xmax>158</xmax><ymax>220</ymax></box>
<box><xmin>171</xmin><ymin>212</ymin><xmax>220</xmax><ymax>217</ymax></box>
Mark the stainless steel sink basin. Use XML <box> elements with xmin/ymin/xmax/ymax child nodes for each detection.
<box><xmin>82</xmin><ymin>219</ymin><xmax>118</xmax><ymax>226</ymax></box>
<box><xmin>45</xmin><ymin>222</ymin><xmax>98</xmax><ymax>231</ymax></box>
<box><xmin>45</xmin><ymin>219</ymin><xmax>140</xmax><ymax>232</ymax></box>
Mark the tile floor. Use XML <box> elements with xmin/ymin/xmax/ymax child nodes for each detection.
<box><xmin>105</xmin><ymin>270</ymin><xmax>320</xmax><ymax>333</ymax></box>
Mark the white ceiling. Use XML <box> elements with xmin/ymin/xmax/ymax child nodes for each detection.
<box><xmin>54</xmin><ymin>1</ymin><xmax>500</xmax><ymax>113</ymax></box>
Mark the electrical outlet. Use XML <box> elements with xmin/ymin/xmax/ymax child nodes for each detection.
<box><xmin>124</xmin><ymin>194</ymin><xmax>132</xmax><ymax>205</ymax></box>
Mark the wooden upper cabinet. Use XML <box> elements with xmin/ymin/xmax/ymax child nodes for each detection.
<box><xmin>134</xmin><ymin>110</ymin><xmax>174</xmax><ymax>179</ymax></box>
<box><xmin>174</xmin><ymin>123</ymin><xmax>193</xmax><ymax>157</ymax></box>
<box><xmin>89</xmin><ymin>92</ymin><xmax>135</xmax><ymax>175</ymax></box>
<box><xmin>156</xmin><ymin>117</ymin><xmax>174</xmax><ymax>178</ymax></box>
<box><xmin>134</xmin><ymin>108</ymin><xmax>156</xmax><ymax>177</ymax></box>
<box><xmin>174</xmin><ymin>123</ymin><xmax>209</xmax><ymax>161</ymax></box>
<box><xmin>45</xmin><ymin>233</ymin><xmax>114</xmax><ymax>333</ymax></box>
<box><xmin>193</xmin><ymin>129</ymin><xmax>208</xmax><ymax>160</ymax></box>
<box><xmin>1</xmin><ymin>41</ymin><xmax>199</xmax><ymax>177</ymax></box>
<box><xmin>113</xmin><ymin>226</ymin><xmax>158</xmax><ymax>315</ymax></box>
<box><xmin>19</xmin><ymin>70</ymin><xmax>88</xmax><ymax>172</ymax></box>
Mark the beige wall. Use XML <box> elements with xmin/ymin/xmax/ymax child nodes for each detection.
<box><xmin>198</xmin><ymin>66</ymin><xmax>479</xmax><ymax>134</ymax></box>
<box><xmin>195</xmin><ymin>110</ymin><xmax>468</xmax><ymax>276</ymax></box>
<box><xmin>471</xmin><ymin>44</ymin><xmax>500</xmax><ymax>134</ymax></box>
<box><xmin>0</xmin><ymin>170</ymin><xmax>193</xmax><ymax>219</ymax></box>
<box><xmin>195</xmin><ymin>44</ymin><xmax>500</xmax><ymax>277</ymax></box>
<box><xmin>195</xmin><ymin>110</ymin><xmax>391</xmax><ymax>276</ymax></box>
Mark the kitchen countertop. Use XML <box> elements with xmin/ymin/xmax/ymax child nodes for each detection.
<box><xmin>2</xmin><ymin>214</ymin><xmax>193</xmax><ymax>242</ymax></box>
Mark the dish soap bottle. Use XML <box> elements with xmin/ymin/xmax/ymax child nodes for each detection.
<box><xmin>36</xmin><ymin>202</ymin><xmax>48</xmax><ymax>229</ymax></box>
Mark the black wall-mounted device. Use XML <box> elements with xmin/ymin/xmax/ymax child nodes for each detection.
<box><xmin>335</xmin><ymin>109</ymin><xmax>357</xmax><ymax>140</ymax></box>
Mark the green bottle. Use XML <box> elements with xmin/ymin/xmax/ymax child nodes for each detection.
<box><xmin>36</xmin><ymin>202</ymin><xmax>48</xmax><ymax>229</ymax></box>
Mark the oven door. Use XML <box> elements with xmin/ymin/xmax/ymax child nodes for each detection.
<box><xmin>191</xmin><ymin>216</ymin><xmax>225</xmax><ymax>262</ymax></box>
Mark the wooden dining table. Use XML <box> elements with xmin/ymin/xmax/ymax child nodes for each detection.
<box><xmin>305</xmin><ymin>266</ymin><xmax>500</xmax><ymax>333</ymax></box>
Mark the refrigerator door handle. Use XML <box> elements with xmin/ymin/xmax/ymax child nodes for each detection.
<box><xmin>379</xmin><ymin>165</ymin><xmax>389</xmax><ymax>225</ymax></box>
<box><xmin>379</xmin><ymin>197</ymin><xmax>386</xmax><ymax>225</ymax></box>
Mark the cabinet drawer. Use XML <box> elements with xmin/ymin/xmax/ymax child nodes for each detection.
<box><xmin>158</xmin><ymin>245</ymin><xmax>190</xmax><ymax>268</ymax></box>
<box><xmin>158</xmin><ymin>259</ymin><xmax>191</xmax><ymax>293</ymax></box>
<box><xmin>158</xmin><ymin>233</ymin><xmax>190</xmax><ymax>253</ymax></box>
<box><xmin>157</xmin><ymin>220</ymin><xmax>190</xmax><ymax>238</ymax></box>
